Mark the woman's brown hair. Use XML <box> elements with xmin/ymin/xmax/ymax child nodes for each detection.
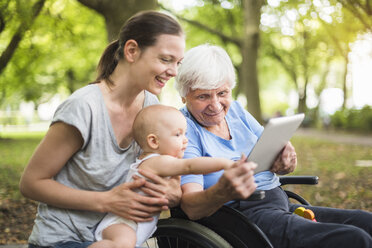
<box><xmin>94</xmin><ymin>11</ymin><xmax>183</xmax><ymax>86</ymax></box>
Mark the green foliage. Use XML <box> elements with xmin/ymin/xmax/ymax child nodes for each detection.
<box><xmin>0</xmin><ymin>0</ymin><xmax>107</xmax><ymax>107</ymax></box>
<box><xmin>330</xmin><ymin>106</ymin><xmax>372</xmax><ymax>133</ymax></box>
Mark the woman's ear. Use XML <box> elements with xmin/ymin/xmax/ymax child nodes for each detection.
<box><xmin>147</xmin><ymin>134</ymin><xmax>159</xmax><ymax>150</ymax></box>
<box><xmin>182</xmin><ymin>97</ymin><xmax>186</xmax><ymax>104</ymax></box>
<box><xmin>124</xmin><ymin>39</ymin><xmax>140</xmax><ymax>63</ymax></box>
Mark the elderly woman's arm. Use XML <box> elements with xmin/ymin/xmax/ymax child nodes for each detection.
<box><xmin>181</xmin><ymin>159</ymin><xmax>257</xmax><ymax>220</ymax></box>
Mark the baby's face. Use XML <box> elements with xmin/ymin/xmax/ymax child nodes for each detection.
<box><xmin>156</xmin><ymin>111</ymin><xmax>188</xmax><ymax>158</ymax></box>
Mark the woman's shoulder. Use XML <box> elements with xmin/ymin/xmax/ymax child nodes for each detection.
<box><xmin>179</xmin><ymin>107</ymin><xmax>198</xmax><ymax>126</ymax></box>
<box><xmin>227</xmin><ymin>100</ymin><xmax>249</xmax><ymax>119</ymax></box>
<box><xmin>68</xmin><ymin>84</ymin><xmax>101</xmax><ymax>102</ymax></box>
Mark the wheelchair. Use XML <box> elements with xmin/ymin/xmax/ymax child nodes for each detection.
<box><xmin>142</xmin><ymin>176</ymin><xmax>319</xmax><ymax>248</ymax></box>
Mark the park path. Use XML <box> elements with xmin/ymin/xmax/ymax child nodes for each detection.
<box><xmin>1</xmin><ymin>129</ymin><xmax>371</xmax><ymax>248</ymax></box>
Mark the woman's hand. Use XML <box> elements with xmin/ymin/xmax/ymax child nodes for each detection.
<box><xmin>137</xmin><ymin>169</ymin><xmax>182</xmax><ymax>207</ymax></box>
<box><xmin>270</xmin><ymin>141</ymin><xmax>297</xmax><ymax>175</ymax></box>
<box><xmin>105</xmin><ymin>178</ymin><xmax>169</xmax><ymax>223</ymax></box>
<box><xmin>217</xmin><ymin>155</ymin><xmax>257</xmax><ymax>201</ymax></box>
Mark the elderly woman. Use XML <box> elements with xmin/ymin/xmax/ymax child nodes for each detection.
<box><xmin>174</xmin><ymin>44</ymin><xmax>372</xmax><ymax>248</ymax></box>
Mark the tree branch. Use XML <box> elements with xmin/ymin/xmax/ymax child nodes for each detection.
<box><xmin>338</xmin><ymin>0</ymin><xmax>372</xmax><ymax>31</ymax></box>
<box><xmin>0</xmin><ymin>0</ymin><xmax>46</xmax><ymax>74</ymax></box>
<box><xmin>159</xmin><ymin>3</ymin><xmax>242</xmax><ymax>47</ymax></box>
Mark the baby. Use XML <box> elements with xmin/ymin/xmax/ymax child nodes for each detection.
<box><xmin>90</xmin><ymin>104</ymin><xmax>255</xmax><ymax>248</ymax></box>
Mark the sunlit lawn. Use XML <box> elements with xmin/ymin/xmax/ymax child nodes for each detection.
<box><xmin>0</xmin><ymin>132</ymin><xmax>45</xmax><ymax>200</ymax></box>
<box><xmin>288</xmin><ymin>136</ymin><xmax>372</xmax><ymax>211</ymax></box>
<box><xmin>0</xmin><ymin>132</ymin><xmax>371</xmax><ymax>211</ymax></box>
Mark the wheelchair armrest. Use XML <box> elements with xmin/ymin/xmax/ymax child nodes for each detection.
<box><xmin>279</xmin><ymin>176</ymin><xmax>319</xmax><ymax>185</ymax></box>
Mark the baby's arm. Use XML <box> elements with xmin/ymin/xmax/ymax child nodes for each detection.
<box><xmin>140</xmin><ymin>155</ymin><xmax>235</xmax><ymax>177</ymax></box>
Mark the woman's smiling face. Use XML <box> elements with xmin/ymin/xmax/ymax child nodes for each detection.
<box><xmin>134</xmin><ymin>34</ymin><xmax>185</xmax><ymax>95</ymax></box>
<box><xmin>184</xmin><ymin>82</ymin><xmax>232</xmax><ymax>127</ymax></box>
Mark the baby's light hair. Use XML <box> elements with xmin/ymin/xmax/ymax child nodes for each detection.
<box><xmin>133</xmin><ymin>104</ymin><xmax>182</xmax><ymax>149</ymax></box>
<box><xmin>174</xmin><ymin>44</ymin><xmax>236</xmax><ymax>97</ymax></box>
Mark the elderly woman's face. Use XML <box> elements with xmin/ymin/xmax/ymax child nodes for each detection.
<box><xmin>183</xmin><ymin>83</ymin><xmax>232</xmax><ymax>127</ymax></box>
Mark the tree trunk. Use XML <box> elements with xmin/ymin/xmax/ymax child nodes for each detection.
<box><xmin>241</xmin><ymin>0</ymin><xmax>264</xmax><ymax>123</ymax></box>
<box><xmin>77</xmin><ymin>0</ymin><xmax>157</xmax><ymax>42</ymax></box>
<box><xmin>341</xmin><ymin>51</ymin><xmax>350</xmax><ymax>110</ymax></box>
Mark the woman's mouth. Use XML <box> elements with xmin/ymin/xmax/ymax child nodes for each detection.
<box><xmin>155</xmin><ymin>76</ymin><xmax>166</xmax><ymax>87</ymax></box>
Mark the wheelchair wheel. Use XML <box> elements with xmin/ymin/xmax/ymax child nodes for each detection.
<box><xmin>142</xmin><ymin>218</ymin><xmax>232</xmax><ymax>248</ymax></box>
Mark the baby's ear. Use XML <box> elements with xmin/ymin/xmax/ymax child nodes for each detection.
<box><xmin>147</xmin><ymin>134</ymin><xmax>159</xmax><ymax>149</ymax></box>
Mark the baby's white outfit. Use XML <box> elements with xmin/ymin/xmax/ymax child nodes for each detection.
<box><xmin>94</xmin><ymin>154</ymin><xmax>160</xmax><ymax>246</ymax></box>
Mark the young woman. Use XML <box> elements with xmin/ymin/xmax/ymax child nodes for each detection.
<box><xmin>20</xmin><ymin>11</ymin><xmax>185</xmax><ymax>248</ymax></box>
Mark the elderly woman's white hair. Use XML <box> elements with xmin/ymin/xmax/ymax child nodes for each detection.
<box><xmin>174</xmin><ymin>44</ymin><xmax>236</xmax><ymax>97</ymax></box>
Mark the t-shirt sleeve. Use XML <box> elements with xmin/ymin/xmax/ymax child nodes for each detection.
<box><xmin>51</xmin><ymin>98</ymin><xmax>92</xmax><ymax>149</ymax></box>
<box><xmin>181</xmin><ymin>118</ymin><xmax>204</xmax><ymax>187</ymax></box>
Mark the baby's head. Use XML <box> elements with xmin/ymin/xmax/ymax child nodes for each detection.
<box><xmin>133</xmin><ymin>105</ymin><xmax>188</xmax><ymax>158</ymax></box>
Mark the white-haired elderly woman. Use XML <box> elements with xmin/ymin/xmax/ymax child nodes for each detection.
<box><xmin>175</xmin><ymin>44</ymin><xmax>372</xmax><ymax>248</ymax></box>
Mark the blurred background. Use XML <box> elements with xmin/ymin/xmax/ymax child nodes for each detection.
<box><xmin>0</xmin><ymin>0</ymin><xmax>371</xmax><ymax>244</ymax></box>
<box><xmin>0</xmin><ymin>0</ymin><xmax>371</xmax><ymax>131</ymax></box>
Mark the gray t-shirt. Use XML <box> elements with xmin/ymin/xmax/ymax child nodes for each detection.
<box><xmin>28</xmin><ymin>84</ymin><xmax>159</xmax><ymax>245</ymax></box>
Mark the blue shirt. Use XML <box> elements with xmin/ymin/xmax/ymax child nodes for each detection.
<box><xmin>180</xmin><ymin>101</ymin><xmax>280</xmax><ymax>190</ymax></box>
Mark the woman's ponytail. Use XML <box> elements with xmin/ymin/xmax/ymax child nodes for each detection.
<box><xmin>95</xmin><ymin>39</ymin><xmax>120</xmax><ymax>86</ymax></box>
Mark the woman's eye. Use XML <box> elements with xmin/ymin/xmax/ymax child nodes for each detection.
<box><xmin>161</xmin><ymin>58</ymin><xmax>171</xmax><ymax>63</ymax></box>
<box><xmin>198</xmin><ymin>95</ymin><xmax>206</xmax><ymax>100</ymax></box>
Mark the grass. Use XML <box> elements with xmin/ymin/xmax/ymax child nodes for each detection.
<box><xmin>0</xmin><ymin>132</ymin><xmax>44</xmax><ymax>200</ymax></box>
<box><xmin>288</xmin><ymin>136</ymin><xmax>372</xmax><ymax>211</ymax></box>
<box><xmin>0</xmin><ymin>132</ymin><xmax>371</xmax><ymax>211</ymax></box>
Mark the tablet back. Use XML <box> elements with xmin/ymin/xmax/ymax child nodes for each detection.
<box><xmin>248</xmin><ymin>113</ymin><xmax>305</xmax><ymax>174</ymax></box>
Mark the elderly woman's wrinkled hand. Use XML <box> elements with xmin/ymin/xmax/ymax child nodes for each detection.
<box><xmin>270</xmin><ymin>141</ymin><xmax>297</xmax><ymax>175</ymax></box>
<box><xmin>218</xmin><ymin>156</ymin><xmax>257</xmax><ymax>200</ymax></box>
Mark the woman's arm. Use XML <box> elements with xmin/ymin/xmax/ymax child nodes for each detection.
<box><xmin>180</xmin><ymin>158</ymin><xmax>257</xmax><ymax>220</ymax></box>
<box><xmin>20</xmin><ymin>122</ymin><xmax>168</xmax><ymax>222</ymax></box>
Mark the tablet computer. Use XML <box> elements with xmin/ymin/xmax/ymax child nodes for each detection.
<box><xmin>247</xmin><ymin>113</ymin><xmax>305</xmax><ymax>174</ymax></box>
